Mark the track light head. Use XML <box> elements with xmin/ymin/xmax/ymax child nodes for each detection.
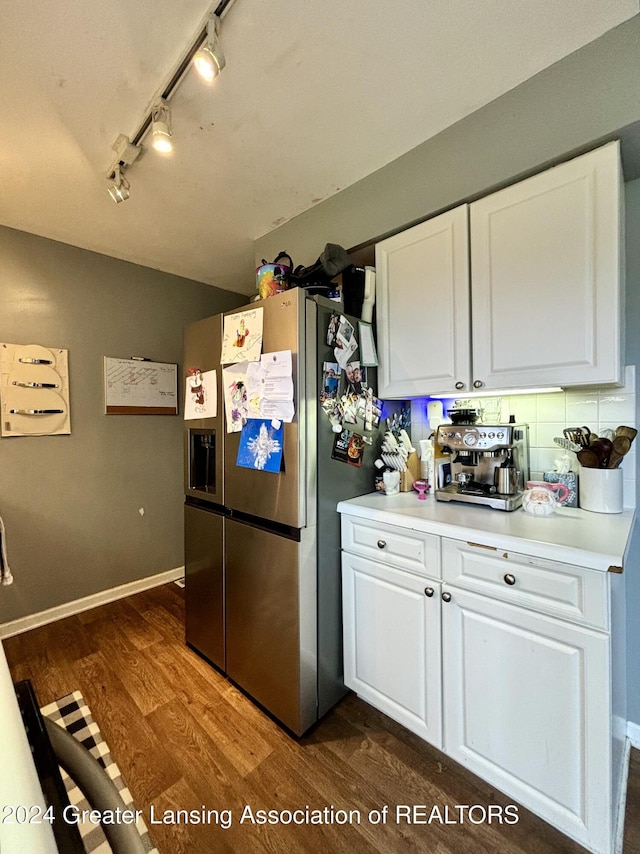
<box><xmin>151</xmin><ymin>99</ymin><xmax>173</xmax><ymax>154</ymax></box>
<box><xmin>107</xmin><ymin>165</ymin><xmax>130</xmax><ymax>203</ymax></box>
<box><xmin>194</xmin><ymin>14</ymin><xmax>225</xmax><ymax>82</ymax></box>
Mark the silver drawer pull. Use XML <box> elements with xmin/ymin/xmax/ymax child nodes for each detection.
<box><xmin>424</xmin><ymin>587</ymin><xmax>434</xmax><ymax>598</ymax></box>
<box><xmin>504</xmin><ymin>573</ymin><xmax>516</xmax><ymax>586</ymax></box>
<box><xmin>12</xmin><ymin>380</ymin><xmax>59</xmax><ymax>389</ymax></box>
<box><xmin>442</xmin><ymin>591</ymin><xmax>452</xmax><ymax>603</ymax></box>
<box><xmin>377</xmin><ymin>540</ymin><xmax>387</xmax><ymax>549</ymax></box>
<box><xmin>9</xmin><ymin>408</ymin><xmax>64</xmax><ymax>415</ymax></box>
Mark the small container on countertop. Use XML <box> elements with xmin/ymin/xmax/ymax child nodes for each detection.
<box><xmin>579</xmin><ymin>466</ymin><xmax>623</xmax><ymax>514</ymax></box>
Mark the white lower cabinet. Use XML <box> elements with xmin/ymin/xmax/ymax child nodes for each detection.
<box><xmin>341</xmin><ymin>517</ymin><xmax>624</xmax><ymax>854</ymax></box>
<box><xmin>441</xmin><ymin>585</ymin><xmax>610</xmax><ymax>854</ymax></box>
<box><xmin>342</xmin><ymin>552</ymin><xmax>442</xmax><ymax>746</ymax></box>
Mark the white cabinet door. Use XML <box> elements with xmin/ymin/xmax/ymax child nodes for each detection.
<box><xmin>342</xmin><ymin>552</ymin><xmax>442</xmax><ymax>747</ymax></box>
<box><xmin>442</xmin><ymin>586</ymin><xmax>610</xmax><ymax>854</ymax></box>
<box><xmin>470</xmin><ymin>141</ymin><xmax>622</xmax><ymax>390</ymax></box>
<box><xmin>375</xmin><ymin>205</ymin><xmax>470</xmax><ymax>398</ymax></box>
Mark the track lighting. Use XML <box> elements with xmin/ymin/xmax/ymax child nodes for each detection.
<box><xmin>107</xmin><ymin>165</ymin><xmax>130</xmax><ymax>203</ymax></box>
<box><xmin>151</xmin><ymin>100</ymin><xmax>173</xmax><ymax>154</ymax></box>
<box><xmin>103</xmin><ymin>1</ymin><xmax>235</xmax><ymax>190</ymax></box>
<box><xmin>194</xmin><ymin>13</ymin><xmax>226</xmax><ymax>82</ymax></box>
<box><xmin>105</xmin><ymin>135</ymin><xmax>140</xmax><ymax>202</ymax></box>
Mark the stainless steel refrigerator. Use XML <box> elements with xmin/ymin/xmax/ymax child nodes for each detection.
<box><xmin>184</xmin><ymin>288</ymin><xmax>388</xmax><ymax>735</ymax></box>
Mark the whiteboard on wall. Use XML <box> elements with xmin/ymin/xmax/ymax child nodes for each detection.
<box><xmin>103</xmin><ymin>358</ymin><xmax>178</xmax><ymax>415</ymax></box>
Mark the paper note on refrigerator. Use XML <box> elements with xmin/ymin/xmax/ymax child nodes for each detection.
<box><xmin>236</xmin><ymin>418</ymin><xmax>284</xmax><ymax>473</ymax></box>
<box><xmin>220</xmin><ymin>307</ymin><xmax>264</xmax><ymax>365</ymax></box>
<box><xmin>260</xmin><ymin>398</ymin><xmax>295</xmax><ymax>421</ymax></box>
<box><xmin>244</xmin><ymin>361</ymin><xmax>264</xmax><ymax>416</ymax></box>
<box><xmin>259</xmin><ymin>350</ymin><xmax>295</xmax><ymax>421</ymax></box>
<box><xmin>261</xmin><ymin>375</ymin><xmax>294</xmax><ymax>400</ymax></box>
<box><xmin>184</xmin><ymin>369</ymin><xmax>217</xmax><ymax>420</ymax></box>
<box><xmin>261</xmin><ymin>349</ymin><xmax>292</xmax><ymax>377</ymax></box>
<box><xmin>222</xmin><ymin>363</ymin><xmax>249</xmax><ymax>432</ymax></box>
<box><xmin>358</xmin><ymin>321</ymin><xmax>379</xmax><ymax>367</ymax></box>
<box><xmin>333</xmin><ymin>315</ymin><xmax>357</xmax><ymax>368</ymax></box>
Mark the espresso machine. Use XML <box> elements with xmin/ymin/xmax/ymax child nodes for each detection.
<box><xmin>435</xmin><ymin>422</ymin><xmax>529</xmax><ymax>511</ymax></box>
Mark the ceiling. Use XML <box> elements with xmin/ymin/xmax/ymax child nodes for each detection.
<box><xmin>1</xmin><ymin>1</ymin><xmax>638</xmax><ymax>296</ymax></box>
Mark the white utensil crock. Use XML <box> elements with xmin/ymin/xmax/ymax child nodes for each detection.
<box><xmin>579</xmin><ymin>466</ymin><xmax>623</xmax><ymax>514</ymax></box>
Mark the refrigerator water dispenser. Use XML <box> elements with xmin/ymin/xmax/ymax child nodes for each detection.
<box><xmin>189</xmin><ymin>428</ymin><xmax>217</xmax><ymax>493</ymax></box>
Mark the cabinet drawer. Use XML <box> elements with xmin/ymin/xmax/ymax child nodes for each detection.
<box><xmin>341</xmin><ymin>515</ymin><xmax>440</xmax><ymax>579</ymax></box>
<box><xmin>442</xmin><ymin>539</ymin><xmax>608</xmax><ymax>630</ymax></box>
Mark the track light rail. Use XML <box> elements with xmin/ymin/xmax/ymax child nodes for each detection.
<box><xmin>106</xmin><ymin>0</ymin><xmax>234</xmax><ymax>186</ymax></box>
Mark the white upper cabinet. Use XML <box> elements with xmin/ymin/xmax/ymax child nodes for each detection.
<box><xmin>375</xmin><ymin>205</ymin><xmax>470</xmax><ymax>398</ymax></box>
<box><xmin>470</xmin><ymin>141</ymin><xmax>623</xmax><ymax>390</ymax></box>
<box><xmin>375</xmin><ymin>141</ymin><xmax>623</xmax><ymax>398</ymax></box>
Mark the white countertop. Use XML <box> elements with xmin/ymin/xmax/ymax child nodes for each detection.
<box><xmin>337</xmin><ymin>492</ymin><xmax>637</xmax><ymax>572</ymax></box>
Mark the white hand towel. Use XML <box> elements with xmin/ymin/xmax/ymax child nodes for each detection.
<box><xmin>0</xmin><ymin>516</ymin><xmax>13</xmax><ymax>586</ymax></box>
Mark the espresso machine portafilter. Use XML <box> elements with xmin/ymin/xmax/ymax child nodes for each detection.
<box><xmin>435</xmin><ymin>423</ymin><xmax>529</xmax><ymax>511</ymax></box>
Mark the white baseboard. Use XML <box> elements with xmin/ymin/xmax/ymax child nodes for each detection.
<box><xmin>0</xmin><ymin>566</ymin><xmax>184</xmax><ymax>640</ymax></box>
<box><xmin>628</xmin><ymin>720</ymin><xmax>640</xmax><ymax>749</ymax></box>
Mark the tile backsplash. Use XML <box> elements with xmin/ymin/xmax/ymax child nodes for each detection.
<box><xmin>409</xmin><ymin>366</ymin><xmax>637</xmax><ymax>508</ymax></box>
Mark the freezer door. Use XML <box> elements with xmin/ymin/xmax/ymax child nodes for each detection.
<box><xmin>225</xmin><ymin>518</ymin><xmax>317</xmax><ymax>735</ymax></box>
<box><xmin>184</xmin><ymin>314</ymin><xmax>225</xmax><ymax>506</ymax></box>
<box><xmin>184</xmin><ymin>503</ymin><xmax>225</xmax><ymax>671</ymax></box>
<box><xmin>223</xmin><ymin>290</ymin><xmax>306</xmax><ymax>528</ymax></box>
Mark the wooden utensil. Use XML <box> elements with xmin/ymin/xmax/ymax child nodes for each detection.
<box><xmin>607</xmin><ymin>434</ymin><xmax>632</xmax><ymax>468</ymax></box>
<box><xmin>577</xmin><ymin>448</ymin><xmax>599</xmax><ymax>468</ymax></box>
<box><xmin>615</xmin><ymin>425</ymin><xmax>637</xmax><ymax>442</ymax></box>
<box><xmin>590</xmin><ymin>437</ymin><xmax>612</xmax><ymax>467</ymax></box>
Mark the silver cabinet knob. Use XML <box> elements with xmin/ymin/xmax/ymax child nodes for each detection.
<box><xmin>473</xmin><ymin>380</ymin><xmax>484</xmax><ymax>389</ymax></box>
<box><xmin>377</xmin><ymin>540</ymin><xmax>387</xmax><ymax>549</ymax></box>
<box><xmin>442</xmin><ymin>591</ymin><xmax>452</xmax><ymax>603</ymax></box>
<box><xmin>424</xmin><ymin>587</ymin><xmax>434</xmax><ymax>597</ymax></box>
<box><xmin>504</xmin><ymin>573</ymin><xmax>516</xmax><ymax>586</ymax></box>
<box><xmin>455</xmin><ymin>381</ymin><xmax>464</xmax><ymax>390</ymax></box>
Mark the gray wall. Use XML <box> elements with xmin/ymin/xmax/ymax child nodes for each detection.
<box><xmin>0</xmin><ymin>226</ymin><xmax>244</xmax><ymax>625</ymax></box>
<box><xmin>254</xmin><ymin>13</ymin><xmax>640</xmax><ymax>726</ymax></box>
<box><xmin>255</xmin><ymin>14</ymin><xmax>640</xmax><ymax>268</ymax></box>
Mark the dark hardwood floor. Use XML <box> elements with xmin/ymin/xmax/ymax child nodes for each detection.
<box><xmin>4</xmin><ymin>583</ymin><xmax>639</xmax><ymax>853</ymax></box>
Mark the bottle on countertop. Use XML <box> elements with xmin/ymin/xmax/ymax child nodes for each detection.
<box><xmin>495</xmin><ymin>448</ymin><xmax>518</xmax><ymax>495</ymax></box>
<box><xmin>419</xmin><ymin>438</ymin><xmax>434</xmax><ymax>488</ymax></box>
